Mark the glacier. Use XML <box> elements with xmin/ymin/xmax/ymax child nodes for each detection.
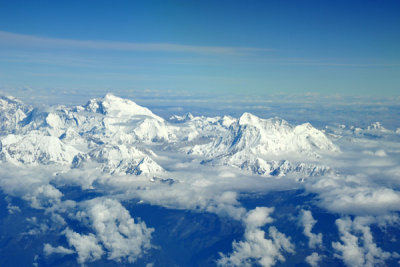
<box><xmin>0</xmin><ymin>93</ymin><xmax>400</xmax><ymax>266</ymax></box>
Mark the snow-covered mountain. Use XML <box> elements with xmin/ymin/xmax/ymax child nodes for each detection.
<box><xmin>0</xmin><ymin>95</ymin><xmax>31</xmax><ymax>134</ymax></box>
<box><xmin>0</xmin><ymin>131</ymin><xmax>79</xmax><ymax>165</ymax></box>
<box><xmin>0</xmin><ymin>94</ymin><xmax>169</xmax><ymax>176</ymax></box>
<box><xmin>188</xmin><ymin>112</ymin><xmax>338</xmax><ymax>176</ymax></box>
<box><xmin>84</xmin><ymin>93</ymin><xmax>163</xmax><ymax>121</ymax></box>
<box><xmin>85</xmin><ymin>144</ymin><xmax>164</xmax><ymax>175</ymax></box>
<box><xmin>324</xmin><ymin>121</ymin><xmax>400</xmax><ymax>141</ymax></box>
<box><xmin>0</xmin><ymin>93</ymin><xmax>341</xmax><ymax>178</ymax></box>
<box><xmin>190</xmin><ymin>112</ymin><xmax>338</xmax><ymax>157</ymax></box>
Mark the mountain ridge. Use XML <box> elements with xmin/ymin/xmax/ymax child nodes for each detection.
<box><xmin>0</xmin><ymin>93</ymin><xmax>341</xmax><ymax>178</ymax></box>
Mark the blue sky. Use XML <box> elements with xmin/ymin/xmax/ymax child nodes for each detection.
<box><xmin>0</xmin><ymin>0</ymin><xmax>399</xmax><ymax>96</ymax></box>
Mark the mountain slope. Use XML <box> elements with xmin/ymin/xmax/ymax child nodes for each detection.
<box><xmin>0</xmin><ymin>95</ymin><xmax>31</xmax><ymax>134</ymax></box>
<box><xmin>0</xmin><ymin>131</ymin><xmax>79</xmax><ymax>165</ymax></box>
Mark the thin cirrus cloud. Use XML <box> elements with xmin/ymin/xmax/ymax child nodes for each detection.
<box><xmin>0</xmin><ymin>30</ymin><xmax>272</xmax><ymax>56</ymax></box>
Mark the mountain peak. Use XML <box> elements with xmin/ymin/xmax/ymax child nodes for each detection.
<box><xmin>238</xmin><ymin>112</ymin><xmax>261</xmax><ymax>125</ymax></box>
<box><xmin>367</xmin><ymin>122</ymin><xmax>389</xmax><ymax>132</ymax></box>
<box><xmin>0</xmin><ymin>94</ymin><xmax>24</xmax><ymax>106</ymax></box>
<box><xmin>84</xmin><ymin>93</ymin><xmax>163</xmax><ymax>121</ymax></box>
<box><xmin>103</xmin><ymin>92</ymin><xmax>117</xmax><ymax>99</ymax></box>
<box><xmin>169</xmin><ymin>112</ymin><xmax>194</xmax><ymax>123</ymax></box>
<box><xmin>0</xmin><ymin>95</ymin><xmax>31</xmax><ymax>134</ymax></box>
<box><xmin>185</xmin><ymin>112</ymin><xmax>194</xmax><ymax>120</ymax></box>
<box><xmin>238</xmin><ymin>113</ymin><xmax>288</xmax><ymax>129</ymax></box>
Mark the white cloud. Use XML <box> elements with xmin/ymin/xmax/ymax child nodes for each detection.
<box><xmin>298</xmin><ymin>209</ymin><xmax>322</xmax><ymax>248</ymax></box>
<box><xmin>64</xmin><ymin>229</ymin><xmax>104</xmax><ymax>264</ymax></box>
<box><xmin>43</xmin><ymin>243</ymin><xmax>74</xmax><ymax>256</ymax></box>
<box><xmin>0</xmin><ymin>164</ymin><xmax>72</xmax><ymax>211</ymax></box>
<box><xmin>305</xmin><ymin>252</ymin><xmax>321</xmax><ymax>267</ymax></box>
<box><xmin>306</xmin><ymin>174</ymin><xmax>400</xmax><ymax>216</ymax></box>
<box><xmin>218</xmin><ymin>207</ymin><xmax>294</xmax><ymax>267</ymax></box>
<box><xmin>332</xmin><ymin>216</ymin><xmax>393</xmax><ymax>267</ymax></box>
<box><xmin>23</xmin><ymin>184</ymin><xmax>63</xmax><ymax>209</ymax></box>
<box><xmin>0</xmin><ymin>164</ymin><xmax>54</xmax><ymax>197</ymax></box>
<box><xmin>362</xmin><ymin>149</ymin><xmax>387</xmax><ymax>157</ymax></box>
<box><xmin>244</xmin><ymin>207</ymin><xmax>275</xmax><ymax>229</ymax></box>
<box><xmin>104</xmin><ymin>168</ymin><xmax>278</xmax><ymax>221</ymax></box>
<box><xmin>77</xmin><ymin>198</ymin><xmax>154</xmax><ymax>263</ymax></box>
<box><xmin>0</xmin><ymin>31</ymin><xmax>271</xmax><ymax>56</ymax></box>
<box><xmin>206</xmin><ymin>191</ymin><xmax>247</xmax><ymax>220</ymax></box>
<box><xmin>7</xmin><ymin>203</ymin><xmax>20</xmax><ymax>214</ymax></box>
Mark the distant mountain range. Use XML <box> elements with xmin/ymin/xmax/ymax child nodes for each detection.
<box><xmin>0</xmin><ymin>93</ymin><xmax>397</xmax><ymax>178</ymax></box>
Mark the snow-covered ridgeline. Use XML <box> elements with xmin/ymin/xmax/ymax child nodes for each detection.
<box><xmin>0</xmin><ymin>94</ymin><xmax>167</xmax><ymax>175</ymax></box>
<box><xmin>2</xmin><ymin>92</ymin><xmax>394</xmax><ymax>178</ymax></box>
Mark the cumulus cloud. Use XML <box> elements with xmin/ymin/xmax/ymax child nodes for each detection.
<box><xmin>218</xmin><ymin>207</ymin><xmax>294</xmax><ymax>267</ymax></box>
<box><xmin>7</xmin><ymin>203</ymin><xmax>20</xmax><ymax>214</ymax></box>
<box><xmin>0</xmin><ymin>164</ymin><xmax>75</xmax><ymax>216</ymax></box>
<box><xmin>71</xmin><ymin>198</ymin><xmax>154</xmax><ymax>263</ymax></box>
<box><xmin>305</xmin><ymin>252</ymin><xmax>321</xmax><ymax>267</ymax></box>
<box><xmin>0</xmin><ymin>165</ymin><xmax>153</xmax><ymax>264</ymax></box>
<box><xmin>306</xmin><ymin>174</ymin><xmax>400</xmax><ymax>216</ymax></box>
<box><xmin>0</xmin><ymin>164</ymin><xmax>56</xmax><ymax>199</ymax></box>
<box><xmin>332</xmin><ymin>216</ymin><xmax>394</xmax><ymax>267</ymax></box>
<box><xmin>244</xmin><ymin>207</ymin><xmax>274</xmax><ymax>229</ymax></box>
<box><xmin>43</xmin><ymin>243</ymin><xmax>74</xmax><ymax>256</ymax></box>
<box><xmin>298</xmin><ymin>209</ymin><xmax>323</xmax><ymax>248</ymax></box>
<box><xmin>64</xmin><ymin>229</ymin><xmax>104</xmax><ymax>264</ymax></box>
<box><xmin>23</xmin><ymin>184</ymin><xmax>63</xmax><ymax>209</ymax></box>
<box><xmin>205</xmin><ymin>191</ymin><xmax>247</xmax><ymax>220</ymax></box>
